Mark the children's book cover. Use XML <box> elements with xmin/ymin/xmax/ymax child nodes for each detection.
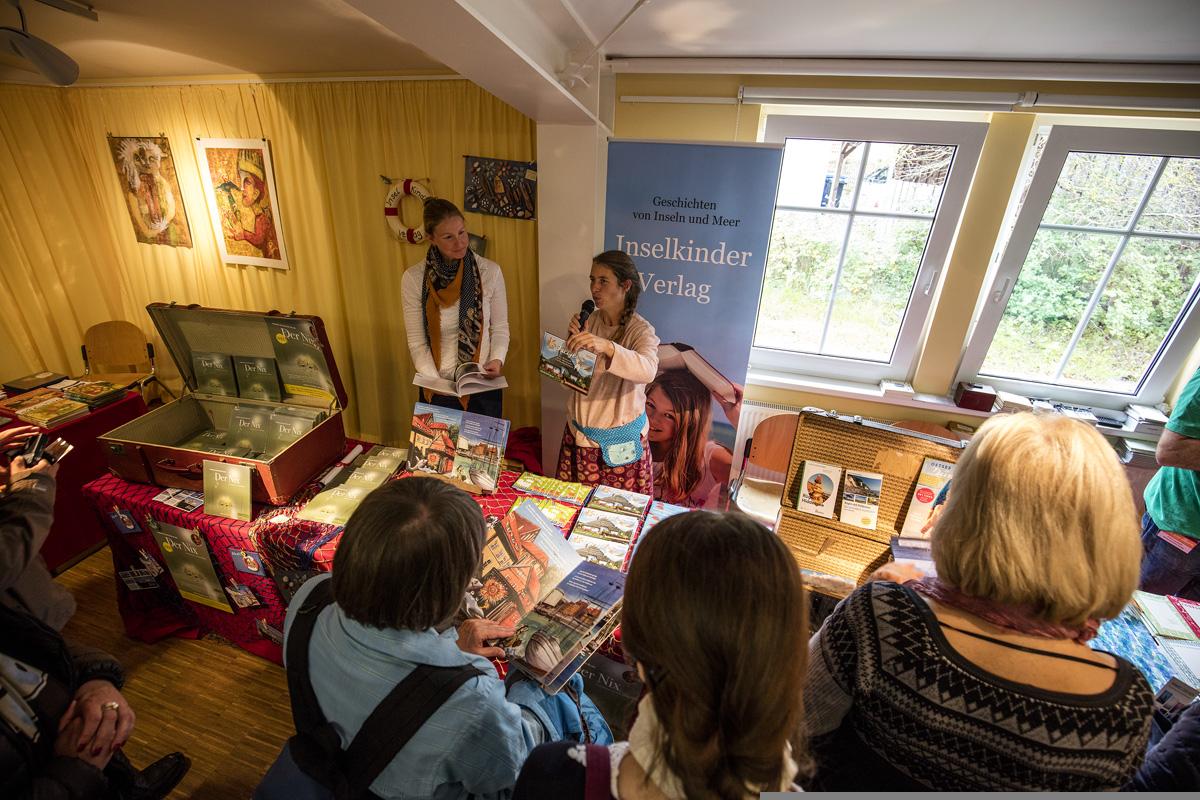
<box><xmin>148</xmin><ymin>519</ymin><xmax>232</xmax><ymax>613</ymax></box>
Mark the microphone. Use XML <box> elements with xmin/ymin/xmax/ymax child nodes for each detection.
<box><xmin>577</xmin><ymin>299</ymin><xmax>595</xmax><ymax>329</ymax></box>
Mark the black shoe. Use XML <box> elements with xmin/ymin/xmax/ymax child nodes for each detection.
<box><xmin>127</xmin><ymin>752</ymin><xmax>191</xmax><ymax>800</ymax></box>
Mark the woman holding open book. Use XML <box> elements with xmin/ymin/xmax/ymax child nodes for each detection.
<box><xmin>401</xmin><ymin>198</ymin><xmax>509</xmax><ymax>417</ymax></box>
<box><xmin>557</xmin><ymin>250</ymin><xmax>659</xmax><ymax>492</ymax></box>
<box><xmin>804</xmin><ymin>413</ymin><xmax>1153</xmax><ymax>791</ymax></box>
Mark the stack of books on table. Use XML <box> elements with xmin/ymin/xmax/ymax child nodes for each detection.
<box><xmin>64</xmin><ymin>380</ymin><xmax>127</xmax><ymax>409</ymax></box>
<box><xmin>1124</xmin><ymin>404</ymin><xmax>1170</xmax><ymax>436</ymax></box>
<box><xmin>0</xmin><ymin>387</ymin><xmax>59</xmax><ymax>416</ymax></box>
<box><xmin>0</xmin><ymin>389</ymin><xmax>89</xmax><ymax>428</ymax></box>
<box><xmin>1119</xmin><ymin>438</ymin><xmax>1159</xmax><ymax>468</ymax></box>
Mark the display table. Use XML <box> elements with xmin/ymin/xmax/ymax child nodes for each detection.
<box><xmin>3</xmin><ymin>391</ymin><xmax>148</xmax><ymax>572</ymax></box>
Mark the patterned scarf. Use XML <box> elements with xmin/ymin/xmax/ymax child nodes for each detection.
<box><xmin>421</xmin><ymin>245</ymin><xmax>483</xmax><ymax>373</ymax></box>
<box><xmin>909</xmin><ymin>576</ymin><xmax>1100</xmax><ymax>643</ymax></box>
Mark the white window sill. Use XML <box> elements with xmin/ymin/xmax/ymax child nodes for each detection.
<box><xmin>745</xmin><ymin>368</ymin><xmax>994</xmax><ymax>418</ymax></box>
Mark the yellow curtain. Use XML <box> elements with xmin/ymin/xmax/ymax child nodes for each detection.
<box><xmin>0</xmin><ymin>79</ymin><xmax>540</xmax><ymax>443</ymax></box>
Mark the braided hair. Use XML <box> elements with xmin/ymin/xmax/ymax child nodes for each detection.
<box><xmin>592</xmin><ymin>249</ymin><xmax>641</xmax><ymax>341</ymax></box>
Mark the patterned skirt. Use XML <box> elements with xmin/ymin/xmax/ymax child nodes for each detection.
<box><xmin>556</xmin><ymin>424</ymin><xmax>653</xmax><ymax>492</ymax></box>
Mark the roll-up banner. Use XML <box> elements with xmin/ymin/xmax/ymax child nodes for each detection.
<box><xmin>604</xmin><ymin>140</ymin><xmax>783</xmax><ymax>509</ymax></box>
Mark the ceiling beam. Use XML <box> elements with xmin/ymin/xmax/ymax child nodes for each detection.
<box><xmin>346</xmin><ymin>0</ymin><xmax>600</xmax><ymax>124</ymax></box>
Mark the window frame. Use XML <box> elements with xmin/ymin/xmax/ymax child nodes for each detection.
<box><xmin>752</xmin><ymin>115</ymin><xmax>988</xmax><ymax>383</ymax></box>
<box><xmin>957</xmin><ymin>126</ymin><xmax>1200</xmax><ymax>407</ymax></box>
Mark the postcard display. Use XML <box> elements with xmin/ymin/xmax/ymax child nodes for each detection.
<box><xmin>777</xmin><ymin>409</ymin><xmax>965</xmax><ymax>596</ymax></box>
<box><xmin>99</xmin><ymin>304</ymin><xmax>348</xmax><ymax>504</ymax></box>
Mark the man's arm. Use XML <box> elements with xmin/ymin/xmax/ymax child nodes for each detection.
<box><xmin>1156</xmin><ymin>429</ymin><xmax>1200</xmax><ymax>471</ymax></box>
<box><xmin>0</xmin><ymin>472</ymin><xmax>57</xmax><ymax>591</ymax></box>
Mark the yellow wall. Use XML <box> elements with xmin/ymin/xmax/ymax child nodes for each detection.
<box><xmin>0</xmin><ymin>79</ymin><xmax>540</xmax><ymax>444</ymax></box>
<box><xmin>614</xmin><ymin>73</ymin><xmax>1200</xmax><ymax>421</ymax></box>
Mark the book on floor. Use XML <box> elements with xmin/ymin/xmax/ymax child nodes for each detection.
<box><xmin>898</xmin><ymin>457</ymin><xmax>955</xmax><ymax>539</ymax></box>
<box><xmin>413</xmin><ymin>361</ymin><xmax>508</xmax><ymax>397</ymax></box>
<box><xmin>503</xmin><ymin>559</ymin><xmax>624</xmax><ymax>693</ymax></box>
<box><xmin>408</xmin><ymin>403</ymin><xmax>462</xmax><ymax>476</ymax></box>
<box><xmin>452</xmin><ymin>412</ymin><xmax>511</xmax><ymax>493</ymax></box>
<box><xmin>839</xmin><ymin>469</ymin><xmax>883</xmax><ymax>530</ymax></box>
<box><xmin>796</xmin><ymin>461</ymin><xmax>841</xmax><ymax>519</ymax></box>
<box><xmin>539</xmin><ymin>332</ymin><xmax>597</xmax><ymax>395</ymax></box>
<box><xmin>147</xmin><ymin>518</ymin><xmax>233</xmax><ymax>613</ymax></box>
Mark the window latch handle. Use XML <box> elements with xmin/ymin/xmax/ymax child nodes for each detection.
<box><xmin>923</xmin><ymin>269</ymin><xmax>941</xmax><ymax>296</ymax></box>
<box><xmin>991</xmin><ymin>277</ymin><xmax>1012</xmax><ymax>304</ymax></box>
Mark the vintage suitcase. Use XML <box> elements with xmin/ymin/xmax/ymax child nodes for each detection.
<box><xmin>100</xmin><ymin>303</ymin><xmax>348</xmax><ymax>505</ymax></box>
<box><xmin>775</xmin><ymin>409</ymin><xmax>967</xmax><ymax>597</ymax></box>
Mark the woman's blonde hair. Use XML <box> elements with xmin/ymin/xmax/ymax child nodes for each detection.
<box><xmin>931</xmin><ymin>412</ymin><xmax>1141</xmax><ymax>624</ymax></box>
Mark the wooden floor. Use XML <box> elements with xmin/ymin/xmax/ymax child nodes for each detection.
<box><xmin>58</xmin><ymin>548</ymin><xmax>292</xmax><ymax>799</ymax></box>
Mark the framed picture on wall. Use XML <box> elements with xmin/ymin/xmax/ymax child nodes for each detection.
<box><xmin>108</xmin><ymin>136</ymin><xmax>192</xmax><ymax>247</ymax></box>
<box><xmin>194</xmin><ymin>137</ymin><xmax>290</xmax><ymax>270</ymax></box>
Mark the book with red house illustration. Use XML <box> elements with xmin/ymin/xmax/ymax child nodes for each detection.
<box><xmin>408</xmin><ymin>402</ymin><xmax>462</xmax><ymax>476</ymax></box>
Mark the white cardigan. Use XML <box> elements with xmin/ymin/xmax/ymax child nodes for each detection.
<box><xmin>401</xmin><ymin>256</ymin><xmax>510</xmax><ymax>380</ymax></box>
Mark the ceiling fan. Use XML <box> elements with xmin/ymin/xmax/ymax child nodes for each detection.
<box><xmin>1</xmin><ymin>0</ymin><xmax>98</xmax><ymax>86</ymax></box>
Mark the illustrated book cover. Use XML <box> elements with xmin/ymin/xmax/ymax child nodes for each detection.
<box><xmin>203</xmin><ymin>460</ymin><xmax>252</xmax><ymax>521</ymax></box>
<box><xmin>585</xmin><ymin>485</ymin><xmax>651</xmax><ymax>518</ymax></box>
<box><xmin>512</xmin><ymin>472</ymin><xmax>592</xmax><ymax>506</ymax></box>
<box><xmin>452</xmin><ymin>412</ymin><xmax>511</xmax><ymax>493</ymax></box>
<box><xmin>409</xmin><ymin>402</ymin><xmax>462</xmax><ymax>476</ymax></box>
<box><xmin>796</xmin><ymin>461</ymin><xmax>841</xmax><ymax>519</ymax></box>
<box><xmin>899</xmin><ymin>457</ymin><xmax>955</xmax><ymax>538</ymax></box>
<box><xmin>539</xmin><ymin>331</ymin><xmax>597</xmax><ymax>395</ymax></box>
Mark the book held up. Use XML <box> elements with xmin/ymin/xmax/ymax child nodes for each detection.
<box><xmin>413</xmin><ymin>361</ymin><xmax>508</xmax><ymax>398</ymax></box>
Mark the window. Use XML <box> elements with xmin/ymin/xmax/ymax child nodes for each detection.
<box><xmin>752</xmin><ymin>116</ymin><xmax>987</xmax><ymax>382</ymax></box>
<box><xmin>960</xmin><ymin>127</ymin><xmax>1200</xmax><ymax>406</ymax></box>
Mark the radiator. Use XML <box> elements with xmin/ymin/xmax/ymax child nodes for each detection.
<box><xmin>730</xmin><ymin>400</ymin><xmax>806</xmax><ymax>482</ymax></box>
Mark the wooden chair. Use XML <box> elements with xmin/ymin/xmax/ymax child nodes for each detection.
<box><xmin>731</xmin><ymin>413</ymin><xmax>800</xmax><ymax>529</ymax></box>
<box><xmin>81</xmin><ymin>321</ymin><xmax>176</xmax><ymax>400</ymax></box>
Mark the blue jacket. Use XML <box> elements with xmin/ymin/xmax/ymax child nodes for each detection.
<box><xmin>1125</xmin><ymin>702</ymin><xmax>1200</xmax><ymax>791</ymax></box>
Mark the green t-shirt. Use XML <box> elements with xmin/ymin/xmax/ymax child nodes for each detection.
<box><xmin>1145</xmin><ymin>367</ymin><xmax>1200</xmax><ymax>539</ymax></box>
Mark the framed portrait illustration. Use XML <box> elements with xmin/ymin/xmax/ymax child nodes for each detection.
<box><xmin>107</xmin><ymin>135</ymin><xmax>192</xmax><ymax>247</ymax></box>
<box><xmin>194</xmin><ymin>137</ymin><xmax>289</xmax><ymax>270</ymax></box>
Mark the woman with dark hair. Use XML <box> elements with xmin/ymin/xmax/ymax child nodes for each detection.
<box><xmin>557</xmin><ymin>250</ymin><xmax>659</xmax><ymax>491</ymax></box>
<box><xmin>646</xmin><ymin>369</ymin><xmax>733</xmax><ymax>509</ymax></box>
<box><xmin>401</xmin><ymin>198</ymin><xmax>509</xmax><ymax>417</ymax></box>
<box><xmin>257</xmin><ymin>477</ymin><xmax>608</xmax><ymax>800</ymax></box>
<box><xmin>514</xmin><ymin>512</ymin><xmax>810</xmax><ymax>799</ymax></box>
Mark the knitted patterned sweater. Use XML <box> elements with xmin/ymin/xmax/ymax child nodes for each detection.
<box><xmin>804</xmin><ymin>582</ymin><xmax>1153</xmax><ymax>791</ymax></box>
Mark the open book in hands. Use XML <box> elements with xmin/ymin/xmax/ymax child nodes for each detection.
<box><xmin>413</xmin><ymin>362</ymin><xmax>508</xmax><ymax>397</ymax></box>
<box><xmin>657</xmin><ymin>343</ymin><xmax>737</xmax><ymax>405</ymax></box>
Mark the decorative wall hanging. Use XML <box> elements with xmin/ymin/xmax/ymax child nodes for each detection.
<box><xmin>383</xmin><ymin>177</ymin><xmax>432</xmax><ymax>244</ymax></box>
<box><xmin>107</xmin><ymin>135</ymin><xmax>192</xmax><ymax>247</ymax></box>
<box><xmin>463</xmin><ymin>155</ymin><xmax>536</xmax><ymax>220</ymax></box>
<box><xmin>195</xmin><ymin>137</ymin><xmax>289</xmax><ymax>270</ymax></box>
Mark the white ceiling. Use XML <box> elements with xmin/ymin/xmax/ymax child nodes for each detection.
<box><xmin>573</xmin><ymin>0</ymin><xmax>1200</xmax><ymax>63</ymax></box>
<box><xmin>0</xmin><ymin>0</ymin><xmax>444</xmax><ymax>83</ymax></box>
<box><xmin>1</xmin><ymin>0</ymin><xmax>1197</xmax><ymax>88</ymax></box>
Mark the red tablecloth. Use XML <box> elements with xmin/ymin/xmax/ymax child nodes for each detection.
<box><xmin>3</xmin><ymin>391</ymin><xmax>147</xmax><ymax>572</ymax></box>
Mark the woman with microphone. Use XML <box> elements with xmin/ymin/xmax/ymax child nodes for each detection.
<box><xmin>556</xmin><ymin>250</ymin><xmax>659</xmax><ymax>491</ymax></box>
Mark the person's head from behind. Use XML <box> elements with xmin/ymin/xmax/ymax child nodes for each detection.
<box><xmin>647</xmin><ymin>368</ymin><xmax>713</xmax><ymax>502</ymax></box>
<box><xmin>424</xmin><ymin>198</ymin><xmax>469</xmax><ymax>262</ymax></box>
<box><xmin>332</xmin><ymin>477</ymin><xmax>484</xmax><ymax>630</ymax></box>
<box><xmin>622</xmin><ymin>512</ymin><xmax>809</xmax><ymax>797</ymax></box>
<box><xmin>932</xmin><ymin>412</ymin><xmax>1141</xmax><ymax>625</ymax></box>
<box><xmin>590</xmin><ymin>250</ymin><xmax>641</xmax><ymax>327</ymax></box>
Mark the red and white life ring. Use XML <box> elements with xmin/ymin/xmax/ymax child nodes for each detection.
<box><xmin>384</xmin><ymin>179</ymin><xmax>432</xmax><ymax>244</ymax></box>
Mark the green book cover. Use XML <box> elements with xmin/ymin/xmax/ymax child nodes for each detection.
<box><xmin>180</xmin><ymin>428</ymin><xmax>228</xmax><ymax>450</ymax></box>
<box><xmin>203</xmin><ymin>461</ymin><xmax>252</xmax><ymax>521</ymax></box>
<box><xmin>227</xmin><ymin>405</ymin><xmax>270</xmax><ymax>454</ymax></box>
<box><xmin>296</xmin><ymin>484</ymin><xmax>371</xmax><ymax>526</ymax></box>
<box><xmin>148</xmin><ymin>519</ymin><xmax>233</xmax><ymax>613</ymax></box>
<box><xmin>192</xmin><ymin>352</ymin><xmax>238</xmax><ymax>397</ymax></box>
<box><xmin>266</xmin><ymin>410</ymin><xmax>314</xmax><ymax>455</ymax></box>
<box><xmin>267</xmin><ymin>318</ymin><xmax>336</xmax><ymax>404</ymax></box>
<box><xmin>233</xmin><ymin>356</ymin><xmax>282</xmax><ymax>402</ymax></box>
<box><xmin>343</xmin><ymin>467</ymin><xmax>391</xmax><ymax>489</ymax></box>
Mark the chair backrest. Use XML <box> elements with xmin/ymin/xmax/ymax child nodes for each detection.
<box><xmin>745</xmin><ymin>413</ymin><xmax>799</xmax><ymax>483</ymax></box>
<box><xmin>84</xmin><ymin>321</ymin><xmax>150</xmax><ymax>372</ymax></box>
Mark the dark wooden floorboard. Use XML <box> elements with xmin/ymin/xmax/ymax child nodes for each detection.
<box><xmin>58</xmin><ymin>548</ymin><xmax>291</xmax><ymax>799</ymax></box>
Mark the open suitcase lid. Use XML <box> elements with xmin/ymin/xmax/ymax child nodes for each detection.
<box><xmin>146</xmin><ymin>302</ymin><xmax>349</xmax><ymax>410</ymax></box>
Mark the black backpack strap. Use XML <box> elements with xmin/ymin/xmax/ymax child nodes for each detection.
<box><xmin>339</xmin><ymin>663</ymin><xmax>484</xmax><ymax>798</ymax></box>
<box><xmin>284</xmin><ymin>578</ymin><xmax>485</xmax><ymax>799</ymax></box>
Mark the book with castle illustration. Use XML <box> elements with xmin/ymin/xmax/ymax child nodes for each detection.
<box><xmin>203</xmin><ymin>461</ymin><xmax>252</xmax><ymax>521</ymax></box>
<box><xmin>539</xmin><ymin>331</ymin><xmax>597</xmax><ymax>394</ymax></box>
<box><xmin>147</xmin><ymin>518</ymin><xmax>233</xmax><ymax>613</ymax></box>
<box><xmin>504</xmin><ymin>559</ymin><xmax>625</xmax><ymax>693</ymax></box>
<box><xmin>413</xmin><ymin>361</ymin><xmax>508</xmax><ymax>397</ymax></box>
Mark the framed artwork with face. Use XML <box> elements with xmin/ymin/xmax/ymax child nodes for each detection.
<box><xmin>195</xmin><ymin>137</ymin><xmax>289</xmax><ymax>270</ymax></box>
<box><xmin>107</xmin><ymin>135</ymin><xmax>192</xmax><ymax>247</ymax></box>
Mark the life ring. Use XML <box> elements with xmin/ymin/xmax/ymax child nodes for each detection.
<box><xmin>384</xmin><ymin>179</ymin><xmax>432</xmax><ymax>244</ymax></box>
